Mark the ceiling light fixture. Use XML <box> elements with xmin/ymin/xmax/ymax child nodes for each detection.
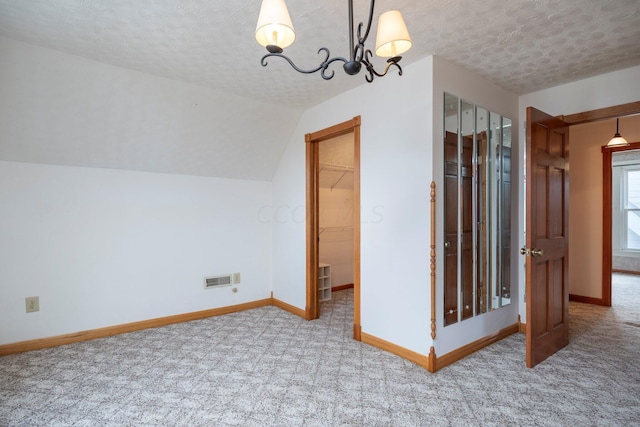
<box><xmin>255</xmin><ymin>0</ymin><xmax>412</xmax><ymax>82</ymax></box>
<box><xmin>607</xmin><ymin>118</ymin><xmax>629</xmax><ymax>147</ymax></box>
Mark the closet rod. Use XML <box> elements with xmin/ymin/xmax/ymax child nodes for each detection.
<box><xmin>319</xmin><ymin>163</ymin><xmax>354</xmax><ymax>173</ymax></box>
<box><xmin>319</xmin><ymin>226</ymin><xmax>354</xmax><ymax>234</ymax></box>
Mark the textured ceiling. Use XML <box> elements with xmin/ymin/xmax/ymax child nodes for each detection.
<box><xmin>1</xmin><ymin>0</ymin><xmax>639</xmax><ymax>109</ymax></box>
<box><xmin>0</xmin><ymin>0</ymin><xmax>639</xmax><ymax>181</ymax></box>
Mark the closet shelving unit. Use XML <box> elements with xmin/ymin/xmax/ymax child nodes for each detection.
<box><xmin>318</xmin><ymin>263</ymin><xmax>332</xmax><ymax>301</ymax></box>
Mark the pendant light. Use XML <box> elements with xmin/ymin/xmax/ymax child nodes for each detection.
<box><xmin>607</xmin><ymin>118</ymin><xmax>629</xmax><ymax>147</ymax></box>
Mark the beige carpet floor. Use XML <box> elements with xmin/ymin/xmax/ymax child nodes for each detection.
<box><xmin>1</xmin><ymin>274</ymin><xmax>639</xmax><ymax>426</ymax></box>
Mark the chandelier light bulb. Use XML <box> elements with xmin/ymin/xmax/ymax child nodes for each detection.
<box><xmin>375</xmin><ymin>10</ymin><xmax>412</xmax><ymax>58</ymax></box>
<box><xmin>255</xmin><ymin>0</ymin><xmax>296</xmax><ymax>52</ymax></box>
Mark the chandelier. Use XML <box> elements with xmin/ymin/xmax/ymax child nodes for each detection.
<box><xmin>255</xmin><ymin>0</ymin><xmax>412</xmax><ymax>82</ymax></box>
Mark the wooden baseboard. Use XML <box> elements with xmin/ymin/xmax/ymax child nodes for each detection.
<box><xmin>428</xmin><ymin>347</ymin><xmax>436</xmax><ymax>373</ymax></box>
<box><xmin>332</xmin><ymin>283</ymin><xmax>354</xmax><ymax>292</ymax></box>
<box><xmin>434</xmin><ymin>323</ymin><xmax>519</xmax><ymax>372</ymax></box>
<box><xmin>0</xmin><ymin>299</ymin><xmax>272</xmax><ymax>357</ymax></box>
<box><xmin>353</xmin><ymin>324</ymin><xmax>362</xmax><ymax>341</ymax></box>
<box><xmin>271</xmin><ymin>298</ymin><xmax>306</xmax><ymax>319</ymax></box>
<box><xmin>361</xmin><ymin>332</ymin><xmax>430</xmax><ymax>370</ymax></box>
<box><xmin>518</xmin><ymin>314</ymin><xmax>526</xmax><ymax>333</ymax></box>
<box><xmin>569</xmin><ymin>294</ymin><xmax>607</xmax><ymax>305</ymax></box>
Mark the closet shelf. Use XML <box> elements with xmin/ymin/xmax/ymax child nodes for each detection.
<box><xmin>320</xmin><ymin>163</ymin><xmax>354</xmax><ymax>190</ymax></box>
<box><xmin>320</xmin><ymin>226</ymin><xmax>354</xmax><ymax>234</ymax></box>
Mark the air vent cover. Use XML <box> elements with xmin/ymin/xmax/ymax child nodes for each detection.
<box><xmin>204</xmin><ymin>275</ymin><xmax>232</xmax><ymax>289</ymax></box>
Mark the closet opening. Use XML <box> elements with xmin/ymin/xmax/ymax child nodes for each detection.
<box><xmin>305</xmin><ymin>116</ymin><xmax>361</xmax><ymax>340</ymax></box>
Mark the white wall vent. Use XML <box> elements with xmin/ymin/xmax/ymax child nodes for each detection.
<box><xmin>204</xmin><ymin>275</ymin><xmax>232</xmax><ymax>289</ymax></box>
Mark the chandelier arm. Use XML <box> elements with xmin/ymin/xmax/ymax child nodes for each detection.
<box><xmin>261</xmin><ymin>48</ymin><xmax>348</xmax><ymax>80</ymax></box>
<box><xmin>357</xmin><ymin>0</ymin><xmax>376</xmax><ymax>45</ymax></box>
<box><xmin>361</xmin><ymin>50</ymin><xmax>403</xmax><ymax>82</ymax></box>
<box><xmin>348</xmin><ymin>0</ymin><xmax>375</xmax><ymax>62</ymax></box>
<box><xmin>353</xmin><ymin>43</ymin><xmax>364</xmax><ymax>63</ymax></box>
<box><xmin>321</xmin><ymin>56</ymin><xmax>350</xmax><ymax>80</ymax></box>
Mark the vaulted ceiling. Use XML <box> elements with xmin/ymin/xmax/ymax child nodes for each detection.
<box><xmin>1</xmin><ymin>0</ymin><xmax>639</xmax><ymax>179</ymax></box>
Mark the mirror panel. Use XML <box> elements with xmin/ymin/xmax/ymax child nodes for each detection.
<box><xmin>488</xmin><ymin>110</ymin><xmax>501</xmax><ymax>311</ymax></box>
<box><xmin>500</xmin><ymin>117</ymin><xmax>512</xmax><ymax>306</ymax></box>
<box><xmin>461</xmin><ymin>101</ymin><xmax>474</xmax><ymax>320</ymax></box>
<box><xmin>443</xmin><ymin>93</ymin><xmax>459</xmax><ymax>326</ymax></box>
<box><xmin>476</xmin><ymin>106</ymin><xmax>489</xmax><ymax>316</ymax></box>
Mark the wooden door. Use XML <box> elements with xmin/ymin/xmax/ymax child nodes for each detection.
<box><xmin>525</xmin><ymin>107</ymin><xmax>570</xmax><ymax>368</ymax></box>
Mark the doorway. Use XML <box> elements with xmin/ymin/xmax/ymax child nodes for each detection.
<box><xmin>523</xmin><ymin>101</ymin><xmax>640</xmax><ymax>367</ymax></box>
<box><xmin>305</xmin><ymin>116</ymin><xmax>361</xmax><ymax>341</ymax></box>
<box><xmin>557</xmin><ymin>102</ymin><xmax>640</xmax><ymax>307</ymax></box>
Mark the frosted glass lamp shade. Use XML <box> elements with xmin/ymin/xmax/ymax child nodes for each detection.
<box><xmin>607</xmin><ymin>135</ymin><xmax>629</xmax><ymax>147</ymax></box>
<box><xmin>255</xmin><ymin>0</ymin><xmax>296</xmax><ymax>50</ymax></box>
<box><xmin>607</xmin><ymin>118</ymin><xmax>629</xmax><ymax>147</ymax></box>
<box><xmin>375</xmin><ymin>10</ymin><xmax>412</xmax><ymax>58</ymax></box>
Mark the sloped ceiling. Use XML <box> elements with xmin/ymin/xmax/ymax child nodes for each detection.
<box><xmin>0</xmin><ymin>0</ymin><xmax>639</xmax><ymax>179</ymax></box>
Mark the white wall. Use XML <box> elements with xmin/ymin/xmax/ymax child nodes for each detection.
<box><xmin>0</xmin><ymin>161</ymin><xmax>272</xmax><ymax>345</ymax></box>
<box><xmin>0</xmin><ymin>37</ymin><xmax>281</xmax><ymax>346</ymax></box>
<box><xmin>518</xmin><ymin>65</ymin><xmax>640</xmax><ymax>321</ymax></box>
<box><xmin>272</xmin><ymin>57</ymin><xmax>433</xmax><ymax>355</ymax></box>
<box><xmin>518</xmin><ymin>66</ymin><xmax>640</xmax><ymax>120</ymax></box>
<box><xmin>432</xmin><ymin>56</ymin><xmax>520</xmax><ymax>355</ymax></box>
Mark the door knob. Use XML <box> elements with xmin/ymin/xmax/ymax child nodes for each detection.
<box><xmin>520</xmin><ymin>247</ymin><xmax>543</xmax><ymax>257</ymax></box>
<box><xmin>531</xmin><ymin>248</ymin><xmax>544</xmax><ymax>257</ymax></box>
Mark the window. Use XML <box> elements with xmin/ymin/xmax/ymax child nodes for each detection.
<box><xmin>623</xmin><ymin>167</ymin><xmax>640</xmax><ymax>250</ymax></box>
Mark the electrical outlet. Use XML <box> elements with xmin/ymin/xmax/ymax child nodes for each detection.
<box><xmin>25</xmin><ymin>296</ymin><xmax>39</xmax><ymax>313</ymax></box>
<box><xmin>233</xmin><ymin>272</ymin><xmax>241</xmax><ymax>284</ymax></box>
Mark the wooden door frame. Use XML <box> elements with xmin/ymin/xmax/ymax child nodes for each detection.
<box><xmin>558</xmin><ymin>101</ymin><xmax>640</xmax><ymax>306</ymax></box>
<box><xmin>305</xmin><ymin>116</ymin><xmax>362</xmax><ymax>341</ymax></box>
